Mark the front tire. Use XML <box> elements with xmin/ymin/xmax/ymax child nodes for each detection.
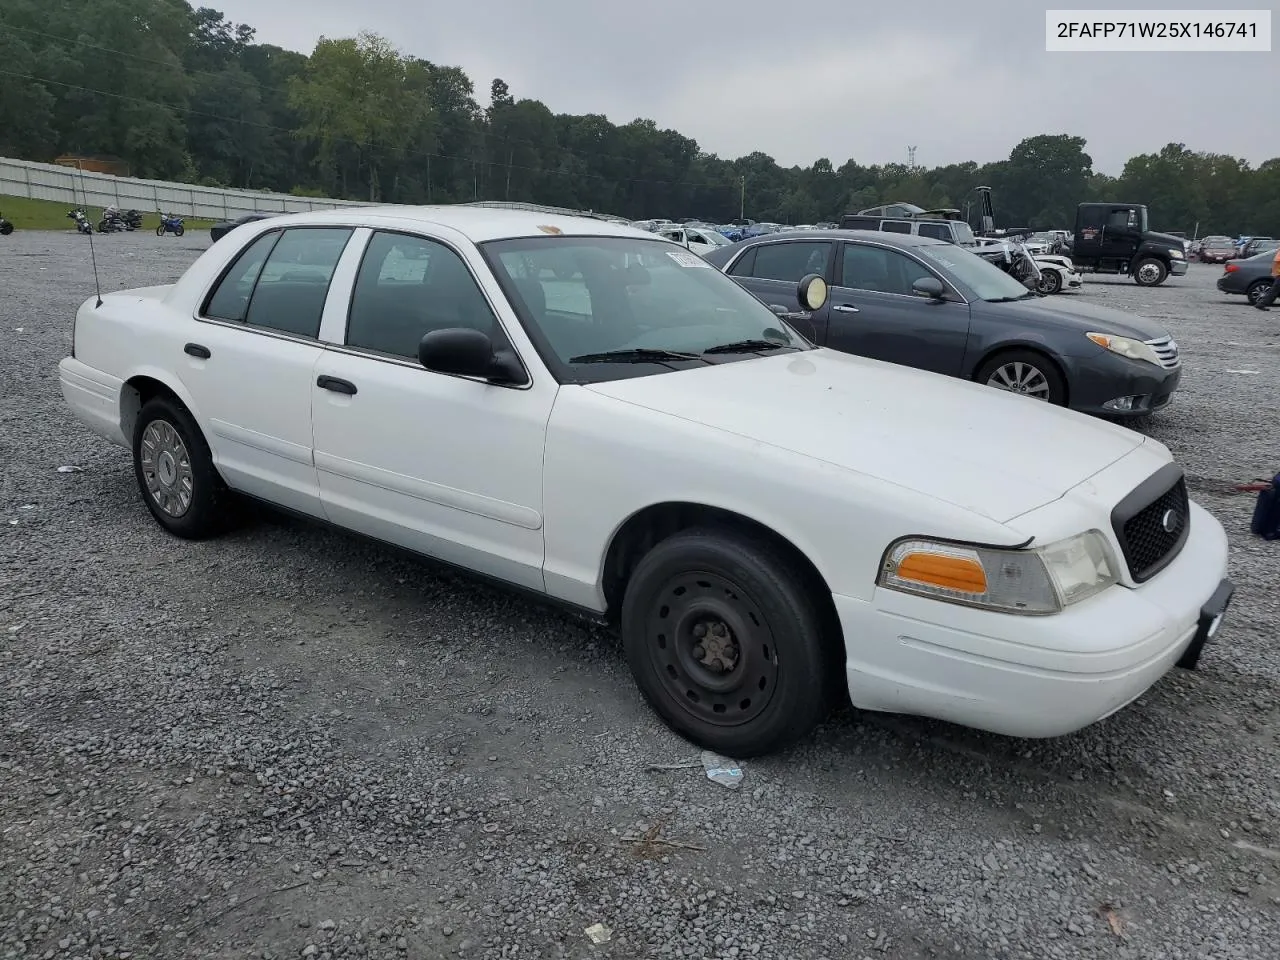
<box><xmin>175</xmin><ymin>224</ymin><xmax>185</xmax><ymax>237</ymax></box>
<box><xmin>620</xmin><ymin>528</ymin><xmax>835</xmax><ymax>757</ymax></box>
<box><xmin>0</xmin><ymin>221</ymin><xmax>13</xmax><ymax>236</ymax></box>
<box><xmin>156</xmin><ymin>224</ymin><xmax>165</xmax><ymax>237</ymax></box>
<box><xmin>1133</xmin><ymin>257</ymin><xmax>1168</xmax><ymax>286</ymax></box>
<box><xmin>975</xmin><ymin>349</ymin><xmax>1067</xmax><ymax>406</ymax></box>
<box><xmin>1036</xmin><ymin>269</ymin><xmax>1063</xmax><ymax>295</ymax></box>
<box><xmin>132</xmin><ymin>396</ymin><xmax>231</xmax><ymax>539</ymax></box>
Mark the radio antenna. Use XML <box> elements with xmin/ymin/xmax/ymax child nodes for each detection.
<box><xmin>74</xmin><ymin>160</ymin><xmax>103</xmax><ymax>308</ymax></box>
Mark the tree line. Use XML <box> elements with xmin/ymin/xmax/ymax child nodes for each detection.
<box><xmin>2</xmin><ymin>0</ymin><xmax>1277</xmax><ymax>236</ymax></box>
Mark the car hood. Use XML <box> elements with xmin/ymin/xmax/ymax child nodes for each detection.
<box><xmin>584</xmin><ymin>349</ymin><xmax>1147</xmax><ymax>524</ymax></box>
<box><xmin>1147</xmin><ymin>231</ymin><xmax>1187</xmax><ymax>248</ymax></box>
<box><xmin>983</xmin><ymin>296</ymin><xmax>1171</xmax><ymax>340</ymax></box>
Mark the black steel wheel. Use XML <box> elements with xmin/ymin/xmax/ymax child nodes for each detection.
<box><xmin>621</xmin><ymin>528</ymin><xmax>834</xmax><ymax>757</ymax></box>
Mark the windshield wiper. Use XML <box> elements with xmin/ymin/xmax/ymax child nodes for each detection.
<box><xmin>701</xmin><ymin>339</ymin><xmax>793</xmax><ymax>355</ymax></box>
<box><xmin>568</xmin><ymin>348</ymin><xmax>707</xmax><ymax>364</ymax></box>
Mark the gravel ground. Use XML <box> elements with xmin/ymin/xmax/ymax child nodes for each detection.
<box><xmin>2</xmin><ymin>230</ymin><xmax>1279</xmax><ymax>960</ymax></box>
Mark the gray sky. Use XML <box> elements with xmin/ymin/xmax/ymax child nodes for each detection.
<box><xmin>212</xmin><ymin>0</ymin><xmax>1276</xmax><ymax>176</ymax></box>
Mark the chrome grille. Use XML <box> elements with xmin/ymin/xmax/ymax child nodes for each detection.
<box><xmin>1145</xmin><ymin>336</ymin><xmax>1180</xmax><ymax>369</ymax></box>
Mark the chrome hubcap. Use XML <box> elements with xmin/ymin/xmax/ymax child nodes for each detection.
<box><xmin>988</xmin><ymin>362</ymin><xmax>1050</xmax><ymax>400</ymax></box>
<box><xmin>1138</xmin><ymin>263</ymin><xmax>1160</xmax><ymax>283</ymax></box>
<box><xmin>140</xmin><ymin>420</ymin><xmax>194</xmax><ymax>517</ymax></box>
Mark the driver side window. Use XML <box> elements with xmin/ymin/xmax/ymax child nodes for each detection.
<box><xmin>346</xmin><ymin>231</ymin><xmax>502</xmax><ymax>360</ymax></box>
<box><xmin>841</xmin><ymin>244</ymin><xmax>936</xmax><ymax>297</ymax></box>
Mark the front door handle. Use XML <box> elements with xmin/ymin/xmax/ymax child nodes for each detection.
<box><xmin>316</xmin><ymin>375</ymin><xmax>357</xmax><ymax>396</ymax></box>
<box><xmin>184</xmin><ymin>342</ymin><xmax>211</xmax><ymax>359</ymax></box>
<box><xmin>832</xmin><ymin>304</ymin><xmax>859</xmax><ymax>313</ymax></box>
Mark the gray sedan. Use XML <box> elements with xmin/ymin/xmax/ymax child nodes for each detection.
<box><xmin>702</xmin><ymin>230</ymin><xmax>1182</xmax><ymax>418</ymax></box>
<box><xmin>1216</xmin><ymin>247</ymin><xmax>1278</xmax><ymax>305</ymax></box>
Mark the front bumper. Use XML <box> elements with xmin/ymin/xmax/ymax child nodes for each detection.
<box><xmin>833</xmin><ymin>501</ymin><xmax>1231</xmax><ymax>738</ymax></box>
<box><xmin>1065</xmin><ymin>350</ymin><xmax>1181</xmax><ymax>418</ymax></box>
<box><xmin>1169</xmin><ymin>259</ymin><xmax>1189</xmax><ymax>276</ymax></box>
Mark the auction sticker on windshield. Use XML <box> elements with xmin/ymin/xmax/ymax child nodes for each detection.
<box><xmin>667</xmin><ymin>250</ymin><xmax>713</xmax><ymax>268</ymax></box>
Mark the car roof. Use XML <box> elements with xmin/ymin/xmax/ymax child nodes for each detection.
<box><xmin>729</xmin><ymin>229</ymin><xmax>950</xmax><ymax>248</ymax></box>
<box><xmin>238</xmin><ymin>205</ymin><xmax>653</xmax><ymax>243</ymax></box>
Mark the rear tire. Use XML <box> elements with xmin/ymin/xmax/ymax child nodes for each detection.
<box><xmin>0</xmin><ymin>221</ymin><xmax>12</xmax><ymax>236</ymax></box>
<box><xmin>1246</xmin><ymin>280</ymin><xmax>1271</xmax><ymax>306</ymax></box>
<box><xmin>620</xmin><ymin>527</ymin><xmax>835</xmax><ymax>757</ymax></box>
<box><xmin>975</xmin><ymin>349</ymin><xmax>1067</xmax><ymax>406</ymax></box>
<box><xmin>132</xmin><ymin>396</ymin><xmax>231</xmax><ymax>540</ymax></box>
<box><xmin>1133</xmin><ymin>258</ymin><xmax>1168</xmax><ymax>286</ymax></box>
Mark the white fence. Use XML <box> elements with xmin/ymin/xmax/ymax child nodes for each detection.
<box><xmin>0</xmin><ymin>156</ymin><xmax>371</xmax><ymax>220</ymax></box>
<box><xmin>0</xmin><ymin>155</ymin><xmax>617</xmax><ymax>222</ymax></box>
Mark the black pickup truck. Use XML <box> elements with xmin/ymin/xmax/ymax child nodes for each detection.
<box><xmin>1068</xmin><ymin>202</ymin><xmax>1189</xmax><ymax>286</ymax></box>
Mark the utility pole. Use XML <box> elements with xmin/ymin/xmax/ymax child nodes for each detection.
<box><xmin>907</xmin><ymin>146</ymin><xmax>917</xmax><ymax>171</ymax></box>
<box><xmin>739</xmin><ymin>175</ymin><xmax>746</xmax><ymax>220</ymax></box>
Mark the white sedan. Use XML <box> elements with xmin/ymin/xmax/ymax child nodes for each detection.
<box><xmin>655</xmin><ymin>224</ymin><xmax>733</xmax><ymax>257</ymax></box>
<box><xmin>59</xmin><ymin>207</ymin><xmax>1233</xmax><ymax>756</ymax></box>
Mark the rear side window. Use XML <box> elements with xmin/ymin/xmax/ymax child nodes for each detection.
<box><xmin>744</xmin><ymin>241</ymin><xmax>831</xmax><ymax>282</ymax></box>
<box><xmin>916</xmin><ymin>222</ymin><xmax>952</xmax><ymax>241</ymax></box>
<box><xmin>244</xmin><ymin>228</ymin><xmax>353</xmax><ymax>337</ymax></box>
<box><xmin>204</xmin><ymin>227</ymin><xmax>353</xmax><ymax>338</ymax></box>
<box><xmin>881</xmin><ymin>220</ymin><xmax>913</xmax><ymax>234</ymax></box>
<box><xmin>204</xmin><ymin>231</ymin><xmax>280</xmax><ymax>322</ymax></box>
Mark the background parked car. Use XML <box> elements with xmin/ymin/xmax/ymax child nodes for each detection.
<box><xmin>655</xmin><ymin>224</ymin><xmax>733</xmax><ymax>257</ymax></box>
<box><xmin>1199</xmin><ymin>237</ymin><xmax>1238</xmax><ymax>263</ymax></box>
<box><xmin>1217</xmin><ymin>247</ymin><xmax>1280</xmax><ymax>305</ymax></box>
<box><xmin>703</xmin><ymin>230</ymin><xmax>1182</xmax><ymax>418</ymax></box>
<box><xmin>1241</xmin><ymin>237</ymin><xmax>1276</xmax><ymax>259</ymax></box>
<box><xmin>210</xmin><ymin>213</ymin><xmax>275</xmax><ymax>243</ymax></box>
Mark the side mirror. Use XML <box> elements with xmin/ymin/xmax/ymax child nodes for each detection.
<box><xmin>768</xmin><ymin>303</ymin><xmax>789</xmax><ymax>316</ymax></box>
<box><xmin>797</xmin><ymin>273</ymin><xmax>828</xmax><ymax>311</ymax></box>
<box><xmin>418</xmin><ymin>328</ymin><xmax>524</xmax><ymax>384</ymax></box>
<box><xmin>911</xmin><ymin>276</ymin><xmax>946</xmax><ymax>300</ymax></box>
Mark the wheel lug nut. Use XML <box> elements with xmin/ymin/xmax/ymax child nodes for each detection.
<box><xmin>692</xmin><ymin>645</ymin><xmax>705</xmax><ymax>660</ymax></box>
<box><xmin>693</xmin><ymin>623</ymin><xmax>707</xmax><ymax>638</ymax></box>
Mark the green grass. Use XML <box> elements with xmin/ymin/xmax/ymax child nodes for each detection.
<box><xmin>0</xmin><ymin>194</ymin><xmax>218</xmax><ymax>232</ymax></box>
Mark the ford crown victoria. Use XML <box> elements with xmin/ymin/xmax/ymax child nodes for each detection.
<box><xmin>58</xmin><ymin>207</ymin><xmax>1233</xmax><ymax>756</ymax></box>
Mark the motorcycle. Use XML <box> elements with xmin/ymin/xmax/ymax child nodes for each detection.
<box><xmin>0</xmin><ymin>210</ymin><xmax>13</xmax><ymax>236</ymax></box>
<box><xmin>156</xmin><ymin>211</ymin><xmax>185</xmax><ymax>237</ymax></box>
<box><xmin>121</xmin><ymin>208</ymin><xmax>143</xmax><ymax>230</ymax></box>
<box><xmin>68</xmin><ymin>208</ymin><xmax>93</xmax><ymax>234</ymax></box>
<box><xmin>97</xmin><ymin>205</ymin><xmax>129</xmax><ymax>233</ymax></box>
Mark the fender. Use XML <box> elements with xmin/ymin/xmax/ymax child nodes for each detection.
<box><xmin>119</xmin><ymin>364</ymin><xmax>209</xmax><ymax>451</ymax></box>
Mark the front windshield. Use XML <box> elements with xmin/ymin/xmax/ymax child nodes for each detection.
<box><xmin>915</xmin><ymin>242</ymin><xmax>1033</xmax><ymax>301</ymax></box>
<box><xmin>695</xmin><ymin>230</ymin><xmax>731</xmax><ymax>246</ymax></box>
<box><xmin>481</xmin><ymin>236</ymin><xmax>810</xmax><ymax>376</ymax></box>
<box><xmin>950</xmin><ymin>221</ymin><xmax>975</xmax><ymax>244</ymax></box>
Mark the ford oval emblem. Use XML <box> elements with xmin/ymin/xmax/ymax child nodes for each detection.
<box><xmin>1161</xmin><ymin>508</ymin><xmax>1179</xmax><ymax>533</ymax></box>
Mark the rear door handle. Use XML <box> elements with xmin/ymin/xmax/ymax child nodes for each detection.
<box><xmin>832</xmin><ymin>304</ymin><xmax>859</xmax><ymax>313</ymax></box>
<box><xmin>184</xmin><ymin>342</ymin><xmax>211</xmax><ymax>359</ymax></box>
<box><xmin>316</xmin><ymin>375</ymin><xmax>357</xmax><ymax>396</ymax></box>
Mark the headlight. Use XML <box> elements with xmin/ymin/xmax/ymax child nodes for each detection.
<box><xmin>1086</xmin><ymin>332</ymin><xmax>1163</xmax><ymax>366</ymax></box>
<box><xmin>1168</xmin><ymin>248</ymin><xmax>1184</xmax><ymax>258</ymax></box>
<box><xmin>878</xmin><ymin>531</ymin><xmax>1118</xmax><ymax>615</ymax></box>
